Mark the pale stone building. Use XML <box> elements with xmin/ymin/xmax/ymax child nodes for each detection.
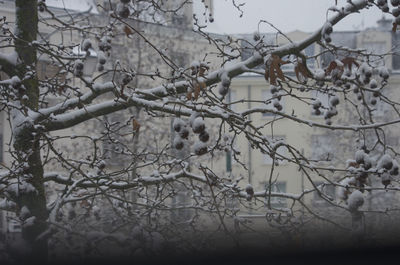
<box><xmin>1</xmin><ymin>0</ymin><xmax>400</xmax><ymax>247</ymax></box>
<box><xmin>215</xmin><ymin>17</ymin><xmax>400</xmax><ymax>235</ymax></box>
<box><xmin>0</xmin><ymin>0</ymin><xmax>219</xmax><ymax>238</ymax></box>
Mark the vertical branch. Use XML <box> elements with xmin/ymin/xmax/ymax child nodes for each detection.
<box><xmin>15</xmin><ymin>0</ymin><xmax>39</xmax><ymax>110</ymax></box>
<box><xmin>12</xmin><ymin>0</ymin><xmax>48</xmax><ymax>262</ymax></box>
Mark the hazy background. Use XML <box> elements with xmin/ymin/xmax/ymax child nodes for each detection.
<box><xmin>45</xmin><ymin>0</ymin><xmax>386</xmax><ymax>34</ymax></box>
<box><xmin>194</xmin><ymin>0</ymin><xmax>385</xmax><ymax>34</ymax></box>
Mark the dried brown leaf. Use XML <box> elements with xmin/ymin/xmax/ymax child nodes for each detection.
<box><xmin>193</xmin><ymin>82</ymin><xmax>206</xmax><ymax>100</ymax></box>
<box><xmin>187</xmin><ymin>91</ymin><xmax>193</xmax><ymax>100</ymax></box>
<box><xmin>325</xmin><ymin>61</ymin><xmax>338</xmax><ymax>75</ymax></box>
<box><xmin>124</xmin><ymin>26</ymin><xmax>134</xmax><ymax>37</ymax></box>
<box><xmin>132</xmin><ymin>118</ymin><xmax>141</xmax><ymax>132</ymax></box>
<box><xmin>265</xmin><ymin>55</ymin><xmax>287</xmax><ymax>85</ymax></box>
<box><xmin>341</xmin><ymin>57</ymin><xmax>359</xmax><ymax>71</ymax></box>
<box><xmin>294</xmin><ymin>61</ymin><xmax>311</xmax><ymax>82</ymax></box>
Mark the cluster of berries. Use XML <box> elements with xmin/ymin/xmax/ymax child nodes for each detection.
<box><xmin>173</xmin><ymin>114</ymin><xmax>210</xmax><ymax>156</ymax></box>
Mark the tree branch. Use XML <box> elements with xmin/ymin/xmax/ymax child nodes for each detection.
<box><xmin>37</xmin><ymin>0</ymin><xmax>369</xmax><ymax>132</ymax></box>
<box><xmin>43</xmin><ymin>170</ymin><xmax>207</xmax><ymax>189</ymax></box>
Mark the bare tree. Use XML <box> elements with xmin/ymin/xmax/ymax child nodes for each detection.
<box><xmin>1</xmin><ymin>0</ymin><xmax>400</xmax><ymax>262</ymax></box>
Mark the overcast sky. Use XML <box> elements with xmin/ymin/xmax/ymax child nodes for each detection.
<box><xmin>196</xmin><ymin>0</ymin><xmax>385</xmax><ymax>34</ymax></box>
<box><xmin>46</xmin><ymin>0</ymin><xmax>385</xmax><ymax>34</ymax></box>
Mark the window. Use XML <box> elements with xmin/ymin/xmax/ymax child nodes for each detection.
<box><xmin>363</xmin><ymin>41</ymin><xmax>386</xmax><ymax>67</ymax></box>
<box><xmin>102</xmin><ymin>115</ymin><xmax>127</xmax><ymax>165</ymax></box>
<box><xmin>372</xmin><ymin>98</ymin><xmax>389</xmax><ymax>117</ymax></box>
<box><xmin>0</xmin><ymin>133</ymin><xmax>3</xmax><ymax>164</ymax></box>
<box><xmin>264</xmin><ymin>136</ymin><xmax>286</xmax><ymax>165</ymax></box>
<box><xmin>321</xmin><ymin>50</ymin><xmax>335</xmax><ymax>68</ymax></box>
<box><xmin>262</xmin><ymin>89</ymin><xmax>285</xmax><ymax>116</ymax></box>
<box><xmin>7</xmin><ymin>216</ymin><xmax>21</xmax><ymax>233</ymax></box>
<box><xmin>304</xmin><ymin>44</ymin><xmax>315</xmax><ymax>69</ymax></box>
<box><xmin>170</xmin><ymin>51</ymin><xmax>189</xmax><ymax>69</ymax></box>
<box><xmin>369</xmin><ymin>89</ymin><xmax>391</xmax><ymax>117</ymax></box>
<box><xmin>313</xmin><ymin>181</ymin><xmax>336</xmax><ymax>205</ymax></box>
<box><xmin>172</xmin><ymin>15</ymin><xmax>187</xmax><ymax>27</ymax></box>
<box><xmin>102</xmin><ymin>138</ymin><xmax>126</xmax><ymax>166</ymax></box>
<box><xmin>228</xmin><ymin>90</ymin><xmax>237</xmax><ymax>112</ymax></box>
<box><xmin>0</xmin><ymin>111</ymin><xmax>3</xmax><ymax>164</ymax></box>
<box><xmin>311</xmin><ymin>135</ymin><xmax>335</xmax><ymax>161</ymax></box>
<box><xmin>36</xmin><ymin>60</ymin><xmax>66</xmax><ymax>82</ymax></box>
<box><xmin>171</xmin><ymin>190</ymin><xmax>192</xmax><ymax>223</ymax></box>
<box><xmin>240</xmin><ymin>36</ymin><xmax>273</xmax><ymax>69</ymax></box>
<box><xmin>262</xmin><ymin>181</ymin><xmax>287</xmax><ymax>208</ymax></box>
<box><xmin>280</xmin><ymin>55</ymin><xmax>294</xmax><ymax>72</ymax></box>
<box><xmin>225</xmin><ymin>196</ymin><xmax>239</xmax><ymax>210</ymax></box>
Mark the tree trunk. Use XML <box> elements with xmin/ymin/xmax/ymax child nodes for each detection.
<box><xmin>12</xmin><ymin>0</ymin><xmax>48</xmax><ymax>262</ymax></box>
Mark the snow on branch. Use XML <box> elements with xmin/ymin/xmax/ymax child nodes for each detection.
<box><xmin>43</xmin><ymin>170</ymin><xmax>207</xmax><ymax>189</ymax></box>
<box><xmin>37</xmin><ymin>0</ymin><xmax>369</xmax><ymax>132</ymax></box>
<box><xmin>0</xmin><ymin>51</ymin><xmax>18</xmax><ymax>76</ymax></box>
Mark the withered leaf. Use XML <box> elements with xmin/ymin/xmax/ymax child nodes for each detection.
<box><xmin>124</xmin><ymin>25</ymin><xmax>134</xmax><ymax>37</ymax></box>
<box><xmin>187</xmin><ymin>91</ymin><xmax>193</xmax><ymax>100</ymax></box>
<box><xmin>325</xmin><ymin>61</ymin><xmax>336</xmax><ymax>75</ymax></box>
<box><xmin>193</xmin><ymin>82</ymin><xmax>206</xmax><ymax>100</ymax></box>
<box><xmin>265</xmin><ymin>54</ymin><xmax>287</xmax><ymax>85</ymax></box>
<box><xmin>132</xmin><ymin>118</ymin><xmax>141</xmax><ymax>132</ymax></box>
<box><xmin>80</xmin><ymin>200</ymin><xmax>90</xmax><ymax>208</ymax></box>
<box><xmin>341</xmin><ymin>57</ymin><xmax>359</xmax><ymax>71</ymax></box>
<box><xmin>347</xmin><ymin>161</ymin><xmax>360</xmax><ymax>168</ymax></box>
<box><xmin>199</xmin><ymin>66</ymin><xmax>207</xmax><ymax>77</ymax></box>
<box><xmin>294</xmin><ymin>61</ymin><xmax>311</xmax><ymax>83</ymax></box>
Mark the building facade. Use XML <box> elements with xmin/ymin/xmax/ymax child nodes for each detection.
<box><xmin>0</xmin><ymin>0</ymin><xmax>219</xmax><ymax>240</ymax></box>
<box><xmin>1</xmin><ymin>0</ymin><xmax>400</xmax><ymax>252</ymax></box>
<box><xmin>218</xmin><ymin>17</ymin><xmax>400</xmax><ymax>234</ymax></box>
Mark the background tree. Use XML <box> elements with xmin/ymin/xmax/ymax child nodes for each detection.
<box><xmin>1</xmin><ymin>0</ymin><xmax>400</xmax><ymax>263</ymax></box>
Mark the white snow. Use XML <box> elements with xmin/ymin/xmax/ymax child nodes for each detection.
<box><xmin>378</xmin><ymin>154</ymin><xmax>393</xmax><ymax>170</ymax></box>
<box><xmin>193</xmin><ymin>141</ymin><xmax>207</xmax><ymax>155</ymax></box>
<box><xmin>245</xmin><ymin>183</ymin><xmax>254</xmax><ymax>195</ymax></box>
<box><xmin>19</xmin><ymin>205</ymin><xmax>30</xmax><ymax>220</ymax></box>
<box><xmin>347</xmin><ymin>190</ymin><xmax>364</xmax><ymax>211</ymax></box>
<box><xmin>314</xmin><ymin>68</ymin><xmax>325</xmax><ymax>80</ymax></box>
<box><xmin>22</xmin><ymin>216</ymin><xmax>36</xmax><ymax>228</ymax></box>
<box><xmin>337</xmin><ymin>177</ymin><xmax>356</xmax><ymax>201</ymax></box>
<box><xmin>355</xmin><ymin>150</ymin><xmax>365</xmax><ymax>164</ymax></box>
<box><xmin>189</xmin><ymin>112</ymin><xmax>200</xmax><ymax>127</ymax></box>
<box><xmin>192</xmin><ymin>117</ymin><xmax>205</xmax><ymax>132</ymax></box>
<box><xmin>0</xmin><ymin>51</ymin><xmax>18</xmax><ymax>66</ymax></box>
<box><xmin>72</xmin><ymin>45</ymin><xmax>97</xmax><ymax>57</ymax></box>
<box><xmin>0</xmin><ymin>198</ymin><xmax>16</xmax><ymax>210</ymax></box>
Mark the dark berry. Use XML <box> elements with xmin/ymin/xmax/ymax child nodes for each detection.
<box><xmin>199</xmin><ymin>131</ymin><xmax>210</xmax><ymax>142</ymax></box>
<box><xmin>180</xmin><ymin>128</ymin><xmax>189</xmax><ymax>139</ymax></box>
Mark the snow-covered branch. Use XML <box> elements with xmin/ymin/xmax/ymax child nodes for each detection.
<box><xmin>36</xmin><ymin>0</ymin><xmax>369</xmax><ymax>132</ymax></box>
<box><xmin>43</xmin><ymin>170</ymin><xmax>207</xmax><ymax>189</ymax></box>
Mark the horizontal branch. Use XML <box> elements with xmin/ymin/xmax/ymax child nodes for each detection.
<box><xmin>241</xmin><ymin>107</ymin><xmax>400</xmax><ymax>131</ymax></box>
<box><xmin>43</xmin><ymin>170</ymin><xmax>207</xmax><ymax>189</ymax></box>
<box><xmin>43</xmin><ymin>93</ymin><xmax>241</xmax><ymax>131</ymax></box>
<box><xmin>35</xmin><ymin>82</ymin><xmax>116</xmax><ymax>121</ymax></box>
<box><xmin>39</xmin><ymin>0</ymin><xmax>368</xmax><ymax>131</ymax></box>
